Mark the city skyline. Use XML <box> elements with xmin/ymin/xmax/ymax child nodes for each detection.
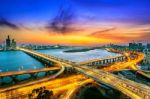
<box><xmin>0</xmin><ymin>0</ymin><xmax>150</xmax><ymax>46</ymax></box>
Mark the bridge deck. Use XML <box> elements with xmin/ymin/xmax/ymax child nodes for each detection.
<box><xmin>18</xmin><ymin>48</ymin><xmax>150</xmax><ymax>99</ymax></box>
<box><xmin>79</xmin><ymin>55</ymin><xmax>124</xmax><ymax>65</ymax></box>
<box><xmin>0</xmin><ymin>67</ymin><xmax>60</xmax><ymax>77</ymax></box>
<box><xmin>75</xmin><ymin>66</ymin><xmax>150</xmax><ymax>99</ymax></box>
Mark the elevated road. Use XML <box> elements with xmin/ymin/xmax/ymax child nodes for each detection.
<box><xmin>0</xmin><ymin>67</ymin><xmax>60</xmax><ymax>77</ymax></box>
<box><xmin>18</xmin><ymin>48</ymin><xmax>150</xmax><ymax>99</ymax></box>
<box><xmin>79</xmin><ymin>55</ymin><xmax>124</xmax><ymax>65</ymax></box>
<box><xmin>18</xmin><ymin>47</ymin><xmax>74</xmax><ymax>67</ymax></box>
<box><xmin>136</xmin><ymin>70</ymin><xmax>150</xmax><ymax>80</ymax></box>
<box><xmin>62</xmin><ymin>79</ymin><xmax>94</xmax><ymax>99</ymax></box>
<box><xmin>0</xmin><ymin>64</ymin><xmax>65</xmax><ymax>93</ymax></box>
<box><xmin>0</xmin><ymin>75</ymin><xmax>87</xmax><ymax>99</ymax></box>
<box><xmin>102</xmin><ymin>52</ymin><xmax>144</xmax><ymax>72</ymax></box>
<box><xmin>75</xmin><ymin>66</ymin><xmax>150</xmax><ymax>99</ymax></box>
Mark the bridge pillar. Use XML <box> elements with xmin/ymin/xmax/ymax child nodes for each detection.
<box><xmin>102</xmin><ymin>59</ymin><xmax>105</xmax><ymax>65</ymax></box>
<box><xmin>108</xmin><ymin>59</ymin><xmax>111</xmax><ymax>63</ymax></box>
<box><xmin>0</xmin><ymin>77</ymin><xmax>4</xmax><ymax>86</ymax></box>
<box><xmin>105</xmin><ymin>59</ymin><xmax>107</xmax><ymax>64</ymax></box>
<box><xmin>119</xmin><ymin>57</ymin><xmax>121</xmax><ymax>61</ymax></box>
<box><xmin>109</xmin><ymin>59</ymin><xmax>112</xmax><ymax>64</ymax></box>
<box><xmin>112</xmin><ymin>58</ymin><xmax>114</xmax><ymax>63</ymax></box>
<box><xmin>92</xmin><ymin>62</ymin><xmax>95</xmax><ymax>66</ymax></box>
<box><xmin>103</xmin><ymin>60</ymin><xmax>105</xmax><ymax>64</ymax></box>
<box><xmin>119</xmin><ymin>57</ymin><xmax>122</xmax><ymax>61</ymax></box>
<box><xmin>96</xmin><ymin>61</ymin><xmax>99</xmax><ymax>65</ymax></box>
<box><xmin>123</xmin><ymin>56</ymin><xmax>126</xmax><ymax>61</ymax></box>
<box><xmin>98</xmin><ymin>60</ymin><xmax>101</xmax><ymax>65</ymax></box>
<box><xmin>115</xmin><ymin>58</ymin><xmax>117</xmax><ymax>62</ymax></box>
<box><xmin>45</xmin><ymin>71</ymin><xmax>51</xmax><ymax>76</ymax></box>
<box><xmin>101</xmin><ymin>60</ymin><xmax>104</xmax><ymax>64</ymax></box>
<box><xmin>116</xmin><ymin>57</ymin><xmax>118</xmax><ymax>62</ymax></box>
<box><xmin>93</xmin><ymin>62</ymin><xmax>96</xmax><ymax>66</ymax></box>
<box><xmin>113</xmin><ymin>58</ymin><xmax>116</xmax><ymax>62</ymax></box>
<box><xmin>117</xmin><ymin>57</ymin><xmax>120</xmax><ymax>61</ymax></box>
<box><xmin>98</xmin><ymin>61</ymin><xmax>101</xmax><ymax>65</ymax></box>
<box><xmin>45</xmin><ymin>71</ymin><xmax>56</xmax><ymax>76</ymax></box>
<box><xmin>105</xmin><ymin>59</ymin><xmax>108</xmax><ymax>64</ymax></box>
<box><xmin>30</xmin><ymin>73</ymin><xmax>38</xmax><ymax>79</ymax></box>
<box><xmin>109</xmin><ymin>59</ymin><xmax>112</xmax><ymax>63</ymax></box>
<box><xmin>121</xmin><ymin>56</ymin><xmax>124</xmax><ymax>61</ymax></box>
<box><xmin>120</xmin><ymin>57</ymin><xmax>123</xmax><ymax>61</ymax></box>
<box><xmin>10</xmin><ymin>75</ymin><xmax>18</xmax><ymax>84</ymax></box>
<box><xmin>115</xmin><ymin>57</ymin><xmax>118</xmax><ymax>61</ymax></box>
<box><xmin>108</xmin><ymin>59</ymin><xmax>111</xmax><ymax>64</ymax></box>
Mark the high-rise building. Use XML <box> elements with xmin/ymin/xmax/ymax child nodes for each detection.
<box><xmin>5</xmin><ymin>35</ymin><xmax>17</xmax><ymax>50</ymax></box>
<box><xmin>6</xmin><ymin>35</ymin><xmax>11</xmax><ymax>48</ymax></box>
<box><xmin>129</xmin><ymin>42</ymin><xmax>144</xmax><ymax>52</ymax></box>
<box><xmin>12</xmin><ymin>39</ymin><xmax>16</xmax><ymax>48</ymax></box>
<box><xmin>143</xmin><ymin>50</ymin><xmax>150</xmax><ymax>65</ymax></box>
<box><xmin>147</xmin><ymin>43</ymin><xmax>150</xmax><ymax>49</ymax></box>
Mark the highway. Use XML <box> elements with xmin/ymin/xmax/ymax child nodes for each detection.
<box><xmin>0</xmin><ymin>74</ymin><xmax>88</xmax><ymax>99</ymax></box>
<box><xmin>61</xmin><ymin>52</ymin><xmax>147</xmax><ymax>99</ymax></box>
<box><xmin>62</xmin><ymin>79</ymin><xmax>94</xmax><ymax>99</ymax></box>
<box><xmin>75</xmin><ymin>66</ymin><xmax>150</xmax><ymax>99</ymax></box>
<box><xmin>102</xmin><ymin>52</ymin><xmax>144</xmax><ymax>72</ymax></box>
<box><xmin>136</xmin><ymin>70</ymin><xmax>150</xmax><ymax>80</ymax></box>
<box><xmin>18</xmin><ymin>47</ymin><xmax>74</xmax><ymax>67</ymax></box>
<box><xmin>79</xmin><ymin>54</ymin><xmax>124</xmax><ymax>65</ymax></box>
<box><xmin>0</xmin><ymin>67</ymin><xmax>60</xmax><ymax>77</ymax></box>
<box><xmin>0</xmin><ymin>63</ymin><xmax>64</xmax><ymax>93</ymax></box>
<box><xmin>9</xmin><ymin>48</ymin><xmax>150</xmax><ymax>99</ymax></box>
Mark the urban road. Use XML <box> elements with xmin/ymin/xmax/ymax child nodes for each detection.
<box><xmin>0</xmin><ymin>48</ymin><xmax>150</xmax><ymax>99</ymax></box>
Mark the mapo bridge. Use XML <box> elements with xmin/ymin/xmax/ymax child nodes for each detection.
<box><xmin>14</xmin><ymin>48</ymin><xmax>150</xmax><ymax>99</ymax></box>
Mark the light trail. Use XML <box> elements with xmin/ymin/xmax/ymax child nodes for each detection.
<box><xmin>0</xmin><ymin>74</ymin><xmax>87</xmax><ymax>99</ymax></box>
<box><xmin>102</xmin><ymin>52</ymin><xmax>144</xmax><ymax>72</ymax></box>
<box><xmin>1</xmin><ymin>48</ymin><xmax>149</xmax><ymax>99</ymax></box>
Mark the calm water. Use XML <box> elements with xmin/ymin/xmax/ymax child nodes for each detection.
<box><xmin>0</xmin><ymin>49</ymin><xmax>120</xmax><ymax>72</ymax></box>
<box><xmin>0</xmin><ymin>51</ymin><xmax>44</xmax><ymax>72</ymax></box>
<box><xmin>0</xmin><ymin>48</ymin><xmax>119</xmax><ymax>84</ymax></box>
<box><xmin>37</xmin><ymin>48</ymin><xmax>120</xmax><ymax>62</ymax></box>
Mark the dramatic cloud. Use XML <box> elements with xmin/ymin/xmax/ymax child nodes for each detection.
<box><xmin>116</xmin><ymin>16</ymin><xmax>150</xmax><ymax>25</ymax></box>
<box><xmin>89</xmin><ymin>27</ymin><xmax>116</xmax><ymax>36</ymax></box>
<box><xmin>0</xmin><ymin>18</ymin><xmax>19</xmax><ymax>29</ymax></box>
<box><xmin>46</xmin><ymin>6</ymin><xmax>78</xmax><ymax>34</ymax></box>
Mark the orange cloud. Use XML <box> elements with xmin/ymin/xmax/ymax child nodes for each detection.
<box><xmin>1</xmin><ymin>23</ymin><xmax>150</xmax><ymax>46</ymax></box>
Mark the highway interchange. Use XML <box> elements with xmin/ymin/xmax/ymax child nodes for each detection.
<box><xmin>0</xmin><ymin>48</ymin><xmax>150</xmax><ymax>99</ymax></box>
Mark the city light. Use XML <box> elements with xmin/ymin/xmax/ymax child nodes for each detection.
<box><xmin>0</xmin><ymin>0</ymin><xmax>150</xmax><ymax>99</ymax></box>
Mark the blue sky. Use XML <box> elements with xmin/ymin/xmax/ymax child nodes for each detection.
<box><xmin>0</xmin><ymin>0</ymin><xmax>149</xmax><ymax>25</ymax></box>
<box><xmin>0</xmin><ymin>0</ymin><xmax>150</xmax><ymax>45</ymax></box>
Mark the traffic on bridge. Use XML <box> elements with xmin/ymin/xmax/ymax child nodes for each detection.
<box><xmin>0</xmin><ymin>48</ymin><xmax>150</xmax><ymax>99</ymax></box>
<box><xmin>19</xmin><ymin>48</ymin><xmax>150</xmax><ymax>99</ymax></box>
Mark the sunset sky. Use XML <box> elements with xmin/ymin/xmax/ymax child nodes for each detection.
<box><xmin>0</xmin><ymin>0</ymin><xmax>150</xmax><ymax>46</ymax></box>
